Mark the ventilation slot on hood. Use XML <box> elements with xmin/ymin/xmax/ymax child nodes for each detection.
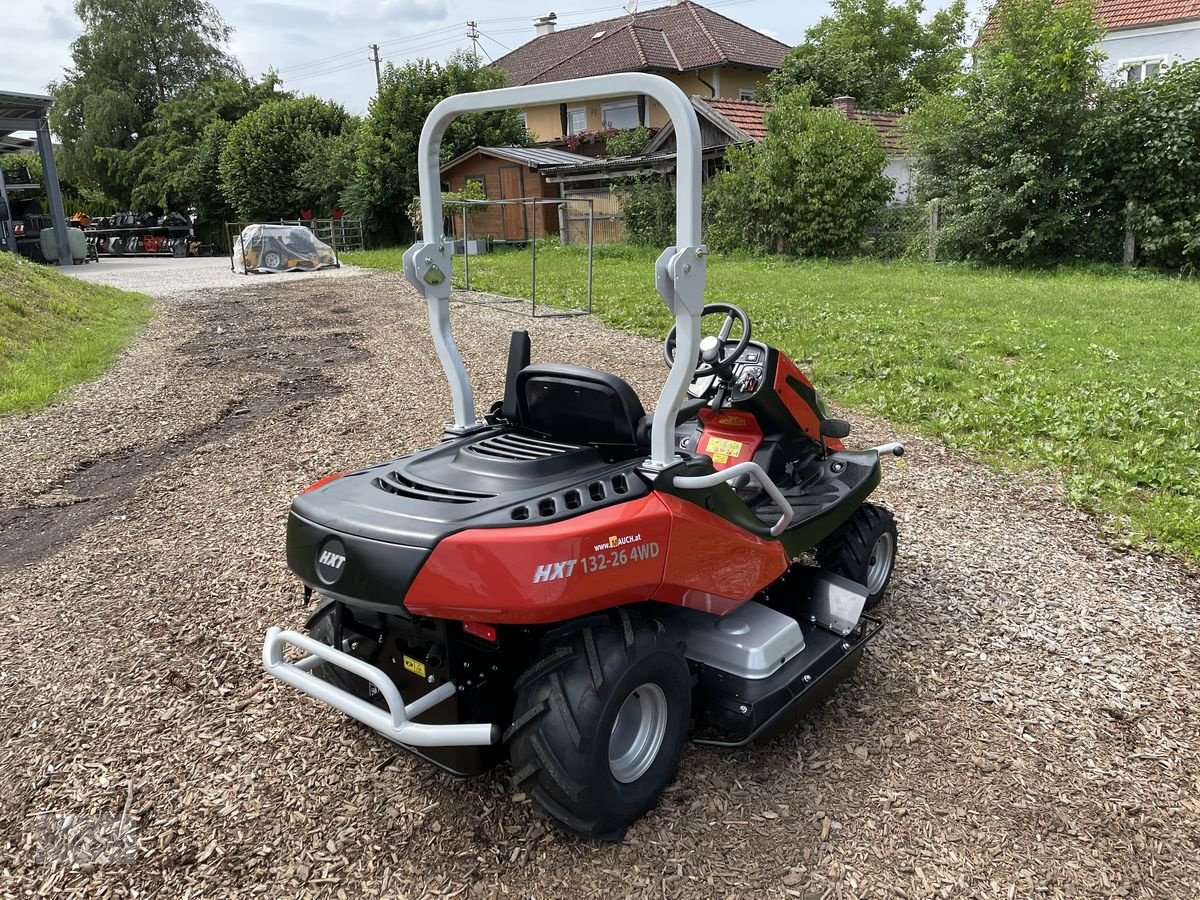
<box><xmin>375</xmin><ymin>471</ymin><xmax>495</xmax><ymax>504</ymax></box>
<box><xmin>466</xmin><ymin>432</ymin><xmax>580</xmax><ymax>461</ymax></box>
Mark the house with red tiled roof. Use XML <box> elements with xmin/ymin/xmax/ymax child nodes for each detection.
<box><xmin>493</xmin><ymin>1</ymin><xmax>789</xmax><ymax>141</ymax></box>
<box><xmin>1094</xmin><ymin>0</ymin><xmax>1200</xmax><ymax>79</ymax></box>
<box><xmin>982</xmin><ymin>0</ymin><xmax>1200</xmax><ymax>80</ymax></box>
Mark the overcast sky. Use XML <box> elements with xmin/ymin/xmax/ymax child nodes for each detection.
<box><xmin>2</xmin><ymin>0</ymin><xmax>986</xmax><ymax>116</ymax></box>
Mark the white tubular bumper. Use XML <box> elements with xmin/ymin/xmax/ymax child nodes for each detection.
<box><xmin>262</xmin><ymin>627</ymin><xmax>499</xmax><ymax>748</ymax></box>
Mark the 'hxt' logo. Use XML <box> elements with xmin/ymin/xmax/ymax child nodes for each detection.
<box><xmin>533</xmin><ymin>559</ymin><xmax>576</xmax><ymax>583</ymax></box>
<box><xmin>318</xmin><ymin>550</ymin><xmax>345</xmax><ymax>569</ymax></box>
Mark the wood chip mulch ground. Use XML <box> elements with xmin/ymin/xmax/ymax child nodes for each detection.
<box><xmin>1</xmin><ymin>271</ymin><xmax>1198</xmax><ymax>899</ymax></box>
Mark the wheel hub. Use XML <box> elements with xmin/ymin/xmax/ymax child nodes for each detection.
<box><xmin>608</xmin><ymin>683</ymin><xmax>668</xmax><ymax>784</ymax></box>
<box><xmin>866</xmin><ymin>532</ymin><xmax>895</xmax><ymax>595</ymax></box>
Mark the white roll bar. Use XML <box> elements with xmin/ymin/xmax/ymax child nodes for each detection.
<box><xmin>403</xmin><ymin>73</ymin><xmax>706</xmax><ymax>467</ymax></box>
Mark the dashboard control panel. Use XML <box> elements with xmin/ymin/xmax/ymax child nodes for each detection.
<box><xmin>687</xmin><ymin>341</ymin><xmax>770</xmax><ymax>402</ymax></box>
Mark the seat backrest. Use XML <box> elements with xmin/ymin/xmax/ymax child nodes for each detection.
<box><xmin>515</xmin><ymin>363</ymin><xmax>646</xmax><ymax>449</ymax></box>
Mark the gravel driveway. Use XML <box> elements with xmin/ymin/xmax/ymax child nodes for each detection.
<box><xmin>1</xmin><ymin>272</ymin><xmax>1198</xmax><ymax>898</ymax></box>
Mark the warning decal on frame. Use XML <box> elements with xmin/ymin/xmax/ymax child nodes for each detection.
<box><xmin>705</xmin><ymin>436</ymin><xmax>744</xmax><ymax>458</ymax></box>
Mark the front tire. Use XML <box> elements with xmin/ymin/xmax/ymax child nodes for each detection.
<box><xmin>818</xmin><ymin>503</ymin><xmax>898</xmax><ymax>609</ymax></box>
<box><xmin>505</xmin><ymin>609</ymin><xmax>691</xmax><ymax>841</ymax></box>
<box><xmin>306</xmin><ymin>600</ymin><xmax>369</xmax><ymax>698</ymax></box>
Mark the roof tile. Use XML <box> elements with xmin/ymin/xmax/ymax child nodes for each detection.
<box><xmin>699</xmin><ymin>96</ymin><xmax>908</xmax><ymax>154</ymax></box>
<box><xmin>494</xmin><ymin>1</ymin><xmax>789</xmax><ymax>86</ymax></box>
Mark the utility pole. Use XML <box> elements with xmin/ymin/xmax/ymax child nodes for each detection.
<box><xmin>370</xmin><ymin>43</ymin><xmax>382</xmax><ymax>90</ymax></box>
<box><xmin>466</xmin><ymin>21</ymin><xmax>480</xmax><ymax>63</ymax></box>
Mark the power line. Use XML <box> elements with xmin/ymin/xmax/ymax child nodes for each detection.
<box><xmin>479</xmin><ymin>32</ymin><xmax>514</xmax><ymax>54</ymax></box>
<box><xmin>284</xmin><ymin>59</ymin><xmax>373</xmax><ymax>84</ymax></box>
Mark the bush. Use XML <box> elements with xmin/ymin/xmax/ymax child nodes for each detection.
<box><xmin>906</xmin><ymin>0</ymin><xmax>1106</xmax><ymax>265</ymax></box>
<box><xmin>1087</xmin><ymin>60</ymin><xmax>1200</xmax><ymax>271</ymax></box>
<box><xmin>218</xmin><ymin>96</ymin><xmax>351</xmax><ymax>221</ymax></box>
<box><xmin>615</xmin><ymin>176</ymin><xmax>675</xmax><ymax>247</ymax></box>
<box><xmin>406</xmin><ymin>180</ymin><xmax>487</xmax><ymax>237</ymax></box>
<box><xmin>605</xmin><ymin>126</ymin><xmax>653</xmax><ymax>158</ymax></box>
<box><xmin>705</xmin><ymin>91</ymin><xmax>892</xmax><ymax>256</ymax></box>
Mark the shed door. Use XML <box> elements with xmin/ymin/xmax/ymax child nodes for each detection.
<box><xmin>498</xmin><ymin>165</ymin><xmax>527</xmax><ymax>241</ymax></box>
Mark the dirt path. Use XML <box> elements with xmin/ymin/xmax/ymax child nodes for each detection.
<box><xmin>1</xmin><ymin>272</ymin><xmax>1197</xmax><ymax>899</ymax></box>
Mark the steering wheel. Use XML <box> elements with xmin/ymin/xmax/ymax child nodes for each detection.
<box><xmin>663</xmin><ymin>303</ymin><xmax>752</xmax><ymax>378</ymax></box>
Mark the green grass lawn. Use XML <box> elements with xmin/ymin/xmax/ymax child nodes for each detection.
<box><xmin>0</xmin><ymin>253</ymin><xmax>152</xmax><ymax>416</ymax></box>
<box><xmin>347</xmin><ymin>244</ymin><xmax>1200</xmax><ymax>562</ymax></box>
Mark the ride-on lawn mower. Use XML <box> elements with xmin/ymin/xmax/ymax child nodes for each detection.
<box><xmin>262</xmin><ymin>73</ymin><xmax>904</xmax><ymax>841</ymax></box>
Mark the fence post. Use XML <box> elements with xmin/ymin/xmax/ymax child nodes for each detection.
<box><xmin>928</xmin><ymin>201</ymin><xmax>940</xmax><ymax>262</ymax></box>
<box><xmin>1123</xmin><ymin>200</ymin><xmax>1136</xmax><ymax>267</ymax></box>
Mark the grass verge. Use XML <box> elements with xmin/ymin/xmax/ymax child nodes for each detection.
<box><xmin>346</xmin><ymin>244</ymin><xmax>1200</xmax><ymax>562</ymax></box>
<box><xmin>0</xmin><ymin>253</ymin><xmax>152</xmax><ymax>416</ymax></box>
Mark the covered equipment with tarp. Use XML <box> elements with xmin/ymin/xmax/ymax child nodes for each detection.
<box><xmin>232</xmin><ymin>224</ymin><xmax>337</xmax><ymax>273</ymax></box>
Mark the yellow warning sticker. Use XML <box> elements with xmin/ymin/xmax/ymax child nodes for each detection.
<box><xmin>712</xmin><ymin>452</ymin><xmax>729</xmax><ymax>464</ymax></box>
<box><xmin>706</xmin><ymin>437</ymin><xmax>744</xmax><ymax>457</ymax></box>
<box><xmin>403</xmin><ymin>655</ymin><xmax>426</xmax><ymax>678</ymax></box>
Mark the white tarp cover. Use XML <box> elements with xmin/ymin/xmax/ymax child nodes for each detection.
<box><xmin>233</xmin><ymin>224</ymin><xmax>337</xmax><ymax>273</ymax></box>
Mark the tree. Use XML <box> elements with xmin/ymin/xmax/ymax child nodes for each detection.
<box><xmin>48</xmin><ymin>0</ymin><xmax>240</xmax><ymax>206</ymax></box>
<box><xmin>906</xmin><ymin>0</ymin><xmax>1105</xmax><ymax>264</ymax></box>
<box><xmin>351</xmin><ymin>52</ymin><xmax>528</xmax><ymax>243</ymax></box>
<box><xmin>768</xmin><ymin>0</ymin><xmax>968</xmax><ymax>111</ymax></box>
<box><xmin>131</xmin><ymin>73</ymin><xmax>287</xmax><ymax>212</ymax></box>
<box><xmin>180</xmin><ymin>120</ymin><xmax>234</xmax><ymax>245</ymax></box>
<box><xmin>706</xmin><ymin>91</ymin><xmax>892</xmax><ymax>257</ymax></box>
<box><xmin>218</xmin><ymin>97</ymin><xmax>353</xmax><ymax>221</ymax></box>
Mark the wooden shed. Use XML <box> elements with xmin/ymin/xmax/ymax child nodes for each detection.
<box><xmin>440</xmin><ymin>146</ymin><xmax>593</xmax><ymax>243</ymax></box>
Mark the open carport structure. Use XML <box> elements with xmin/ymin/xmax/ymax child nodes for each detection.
<box><xmin>0</xmin><ymin>89</ymin><xmax>70</xmax><ymax>266</ymax></box>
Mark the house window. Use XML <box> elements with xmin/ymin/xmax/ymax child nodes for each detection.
<box><xmin>601</xmin><ymin>98</ymin><xmax>640</xmax><ymax>129</ymax></box>
<box><xmin>567</xmin><ymin>106</ymin><xmax>587</xmax><ymax>135</ymax></box>
<box><xmin>516</xmin><ymin>111</ymin><xmax>528</xmax><ymax>132</ymax></box>
<box><xmin>738</xmin><ymin>89</ymin><xmax>757</xmax><ymax>101</ymax></box>
<box><xmin>1121</xmin><ymin>56</ymin><xmax>1167</xmax><ymax>82</ymax></box>
<box><xmin>464</xmin><ymin>174</ymin><xmax>486</xmax><ymax>194</ymax></box>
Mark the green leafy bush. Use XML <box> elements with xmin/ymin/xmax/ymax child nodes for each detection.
<box><xmin>406</xmin><ymin>180</ymin><xmax>487</xmax><ymax>237</ymax></box>
<box><xmin>605</xmin><ymin>126</ymin><xmax>653</xmax><ymax>158</ymax></box>
<box><xmin>1086</xmin><ymin>60</ymin><xmax>1200</xmax><ymax>271</ymax></box>
<box><xmin>218</xmin><ymin>96</ymin><xmax>352</xmax><ymax>221</ymax></box>
<box><xmin>615</xmin><ymin>176</ymin><xmax>675</xmax><ymax>247</ymax></box>
<box><xmin>706</xmin><ymin>92</ymin><xmax>892</xmax><ymax>257</ymax></box>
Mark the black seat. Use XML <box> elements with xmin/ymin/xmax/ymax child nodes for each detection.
<box><xmin>515</xmin><ymin>363</ymin><xmax>646</xmax><ymax>451</ymax></box>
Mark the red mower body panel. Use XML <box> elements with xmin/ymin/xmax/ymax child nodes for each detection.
<box><xmin>773</xmin><ymin>355</ymin><xmax>844</xmax><ymax>452</ymax></box>
<box><xmin>404</xmin><ymin>490</ymin><xmax>790</xmax><ymax>624</ymax></box>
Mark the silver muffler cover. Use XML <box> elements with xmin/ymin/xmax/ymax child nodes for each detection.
<box><xmin>656</xmin><ymin>600</ymin><xmax>806</xmax><ymax>680</ymax></box>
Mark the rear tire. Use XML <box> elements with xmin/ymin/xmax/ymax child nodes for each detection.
<box><xmin>818</xmin><ymin>503</ymin><xmax>897</xmax><ymax>609</ymax></box>
<box><xmin>505</xmin><ymin>609</ymin><xmax>690</xmax><ymax>841</ymax></box>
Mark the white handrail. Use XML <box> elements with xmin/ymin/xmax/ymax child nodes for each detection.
<box><xmin>673</xmin><ymin>461</ymin><xmax>796</xmax><ymax>537</ymax></box>
<box><xmin>403</xmin><ymin>73</ymin><xmax>705</xmax><ymax>465</ymax></box>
